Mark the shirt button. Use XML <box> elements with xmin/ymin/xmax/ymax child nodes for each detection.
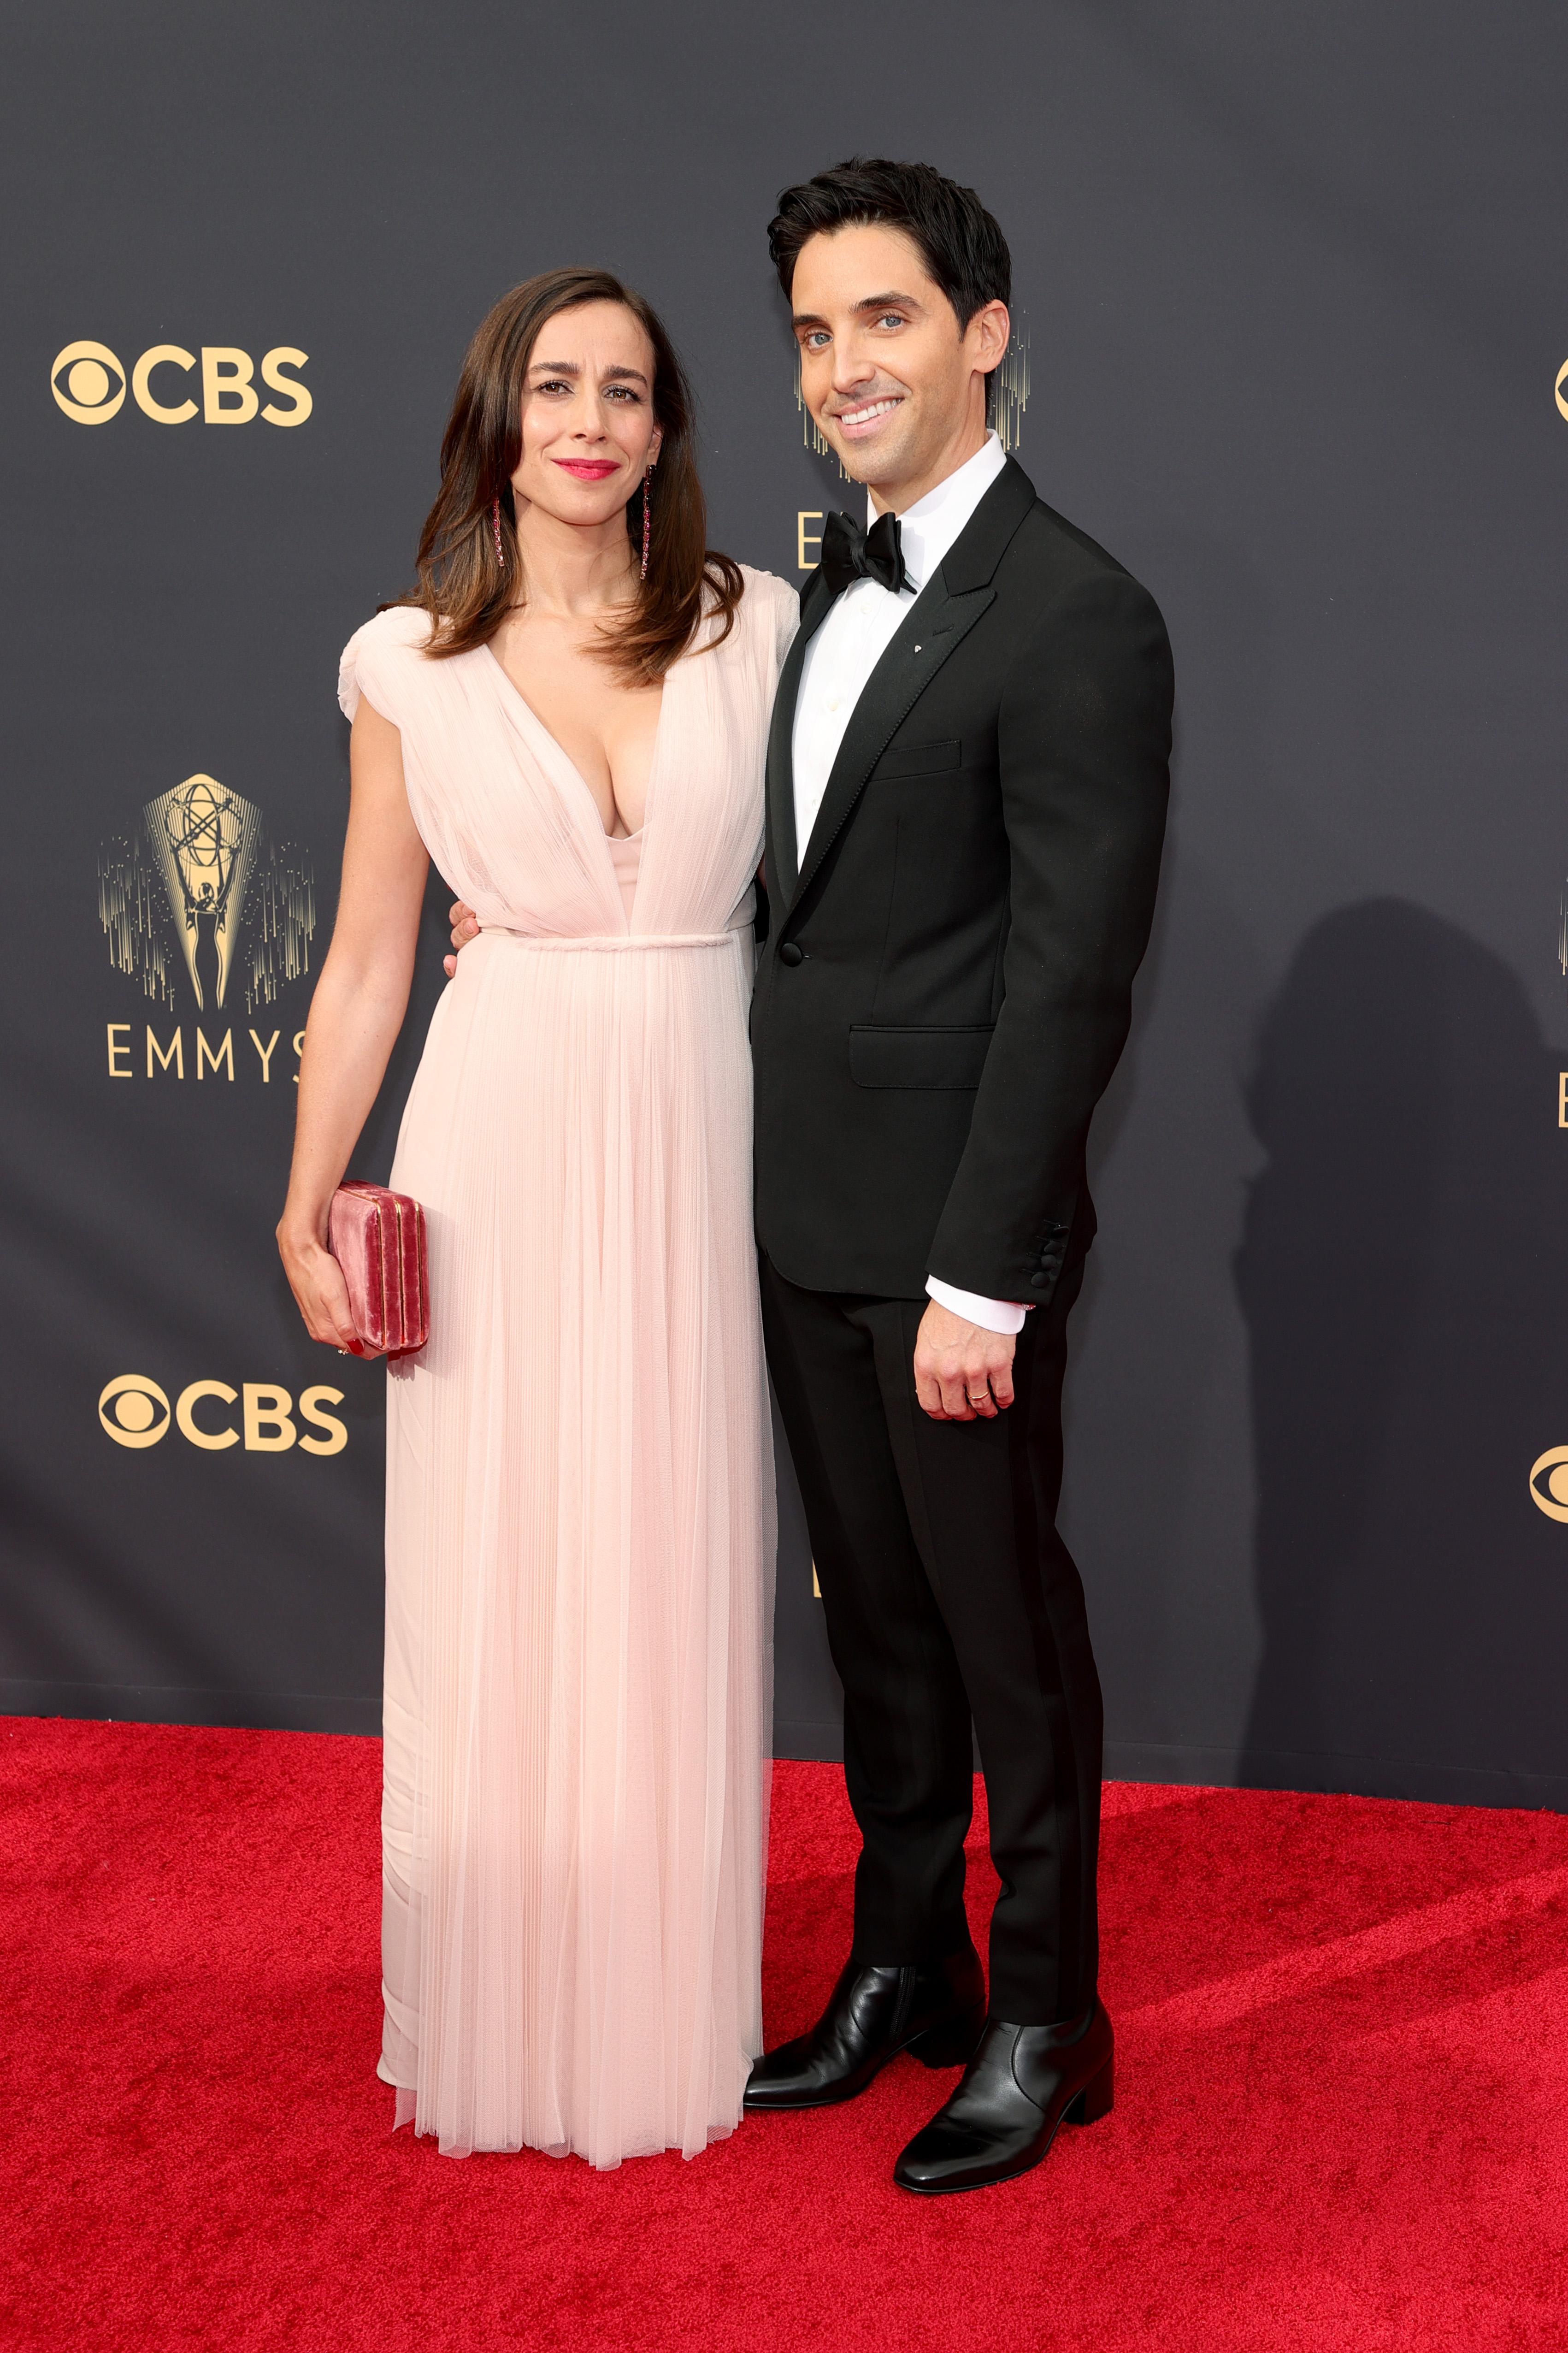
<box><xmin>826</xmin><ymin>696</ymin><xmax>840</xmax><ymax>712</ymax></box>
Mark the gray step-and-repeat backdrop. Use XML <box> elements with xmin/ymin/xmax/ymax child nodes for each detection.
<box><xmin>4</xmin><ymin>3</ymin><xmax>1566</xmax><ymax>1803</ymax></box>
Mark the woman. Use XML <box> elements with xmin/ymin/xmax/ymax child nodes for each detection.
<box><xmin>277</xmin><ymin>268</ymin><xmax>796</xmax><ymax>2167</ymax></box>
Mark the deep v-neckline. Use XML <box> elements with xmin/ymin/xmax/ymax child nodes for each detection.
<box><xmin>481</xmin><ymin>642</ymin><xmax>667</xmax><ymax>866</ymax></box>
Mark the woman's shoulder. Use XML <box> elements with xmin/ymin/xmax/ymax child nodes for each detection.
<box><xmin>337</xmin><ymin>602</ymin><xmax>440</xmax><ymax>721</ymax></box>
<box><xmin>734</xmin><ymin>564</ymin><xmax>801</xmax><ymax>664</ymax></box>
<box><xmin>736</xmin><ymin>563</ymin><xmax>799</xmax><ymax>619</ymax></box>
<box><xmin>688</xmin><ymin>562</ymin><xmax>796</xmax><ymax>672</ymax></box>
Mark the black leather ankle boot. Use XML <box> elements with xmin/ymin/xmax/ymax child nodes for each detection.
<box><xmin>892</xmin><ymin>2001</ymin><xmax>1114</xmax><ymax>2191</ymax></box>
<box><xmin>744</xmin><ymin>1945</ymin><xmax>986</xmax><ymax>2111</ymax></box>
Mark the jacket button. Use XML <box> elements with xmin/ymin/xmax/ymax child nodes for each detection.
<box><xmin>1030</xmin><ymin>1272</ymin><xmax>1050</xmax><ymax>1289</ymax></box>
<box><xmin>779</xmin><ymin>942</ymin><xmax>804</xmax><ymax>967</ymax></box>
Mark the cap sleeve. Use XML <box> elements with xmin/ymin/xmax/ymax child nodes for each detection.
<box><xmin>336</xmin><ymin>605</ymin><xmax>435</xmax><ymax>725</ymax></box>
<box><xmin>739</xmin><ymin>565</ymin><xmax>801</xmax><ymax>681</ymax></box>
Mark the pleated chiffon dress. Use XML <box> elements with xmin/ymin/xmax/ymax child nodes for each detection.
<box><xmin>337</xmin><ymin>568</ymin><xmax>797</xmax><ymax>2165</ymax></box>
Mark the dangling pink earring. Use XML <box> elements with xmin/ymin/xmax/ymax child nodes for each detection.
<box><xmin>640</xmin><ymin>465</ymin><xmax>653</xmax><ymax>581</ymax></box>
<box><xmin>491</xmin><ymin>495</ymin><xmax>505</xmax><ymax>570</ymax></box>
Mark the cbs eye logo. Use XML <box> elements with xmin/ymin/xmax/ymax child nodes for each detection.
<box><xmin>98</xmin><ymin>1373</ymin><xmax>346</xmax><ymax>1455</ymax></box>
<box><xmin>51</xmin><ymin>341</ymin><xmax>311</xmax><ymax>427</ymax></box>
<box><xmin>1528</xmin><ymin>1446</ymin><xmax>1568</xmax><ymax>1521</ymax></box>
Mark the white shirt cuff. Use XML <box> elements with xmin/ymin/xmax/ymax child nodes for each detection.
<box><xmin>925</xmin><ymin>1277</ymin><xmax>1028</xmax><ymax>1336</ymax></box>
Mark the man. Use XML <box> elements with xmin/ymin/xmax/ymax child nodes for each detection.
<box><xmin>743</xmin><ymin>158</ymin><xmax>1172</xmax><ymax>2194</ymax></box>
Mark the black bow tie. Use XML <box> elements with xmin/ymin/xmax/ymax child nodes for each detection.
<box><xmin>820</xmin><ymin>508</ymin><xmax>910</xmax><ymax>598</ymax></box>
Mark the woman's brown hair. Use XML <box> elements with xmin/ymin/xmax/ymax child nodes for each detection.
<box><xmin>397</xmin><ymin>267</ymin><xmax>742</xmax><ymax>681</ymax></box>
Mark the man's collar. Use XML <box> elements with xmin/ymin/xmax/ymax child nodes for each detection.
<box><xmin>866</xmin><ymin>433</ymin><xmax>1008</xmax><ymax>595</ymax></box>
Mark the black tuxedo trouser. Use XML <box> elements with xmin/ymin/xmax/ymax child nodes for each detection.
<box><xmin>759</xmin><ymin>1253</ymin><xmax>1101</xmax><ymax>2027</ymax></box>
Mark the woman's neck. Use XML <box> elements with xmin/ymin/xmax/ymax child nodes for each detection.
<box><xmin>512</xmin><ymin>499</ymin><xmax>637</xmax><ymax>618</ymax></box>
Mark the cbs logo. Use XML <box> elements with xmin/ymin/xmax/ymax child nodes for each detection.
<box><xmin>51</xmin><ymin>341</ymin><xmax>311</xmax><ymax>427</ymax></box>
<box><xmin>1528</xmin><ymin>1446</ymin><xmax>1568</xmax><ymax>1521</ymax></box>
<box><xmin>99</xmin><ymin>1374</ymin><xmax>345</xmax><ymax>1455</ymax></box>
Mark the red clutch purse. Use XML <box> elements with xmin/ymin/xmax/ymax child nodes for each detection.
<box><xmin>327</xmin><ymin>1181</ymin><xmax>430</xmax><ymax>1358</ymax></box>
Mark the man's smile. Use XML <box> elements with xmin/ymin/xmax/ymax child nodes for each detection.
<box><xmin>833</xmin><ymin>396</ymin><xmax>904</xmax><ymax>435</ymax></box>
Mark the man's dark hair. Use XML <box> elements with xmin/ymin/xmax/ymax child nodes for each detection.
<box><xmin>767</xmin><ymin>156</ymin><xmax>1011</xmax><ymax>349</ymax></box>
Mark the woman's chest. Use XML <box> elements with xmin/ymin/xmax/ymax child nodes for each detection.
<box><xmin>401</xmin><ymin>628</ymin><xmax>770</xmax><ymax>881</ymax></box>
<box><xmin>492</xmin><ymin>620</ymin><xmax>662</xmax><ymax>836</ymax></box>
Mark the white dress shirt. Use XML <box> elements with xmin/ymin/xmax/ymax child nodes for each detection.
<box><xmin>790</xmin><ymin>432</ymin><xmax>1026</xmax><ymax>1337</ymax></box>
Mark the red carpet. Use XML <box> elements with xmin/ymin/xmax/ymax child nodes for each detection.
<box><xmin>2</xmin><ymin>1720</ymin><xmax>1564</xmax><ymax>2351</ymax></box>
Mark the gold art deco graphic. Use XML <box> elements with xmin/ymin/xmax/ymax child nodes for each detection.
<box><xmin>99</xmin><ymin>774</ymin><xmax>315</xmax><ymax>1016</ymax></box>
<box><xmin>992</xmin><ymin>321</ymin><xmax>1029</xmax><ymax>455</ymax></box>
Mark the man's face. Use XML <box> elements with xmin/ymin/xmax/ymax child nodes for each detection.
<box><xmin>789</xmin><ymin>222</ymin><xmax>1008</xmax><ymax>509</ymax></box>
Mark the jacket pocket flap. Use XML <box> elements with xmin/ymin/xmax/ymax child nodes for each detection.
<box><xmin>873</xmin><ymin>738</ymin><xmax>962</xmax><ymax>781</ymax></box>
<box><xmin>849</xmin><ymin>1024</ymin><xmax>994</xmax><ymax>1089</ymax></box>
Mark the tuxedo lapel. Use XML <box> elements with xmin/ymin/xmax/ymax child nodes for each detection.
<box><xmin>790</xmin><ymin>579</ymin><xmax>992</xmax><ymax>910</ymax></box>
<box><xmin>765</xmin><ymin>569</ymin><xmax>833</xmax><ymax>906</ymax></box>
<box><xmin>788</xmin><ymin>457</ymin><xmax>1037</xmax><ymax>914</ymax></box>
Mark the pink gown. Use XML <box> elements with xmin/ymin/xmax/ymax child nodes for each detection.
<box><xmin>336</xmin><ymin>569</ymin><xmax>798</xmax><ymax>2166</ymax></box>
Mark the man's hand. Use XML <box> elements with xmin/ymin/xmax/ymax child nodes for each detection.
<box><xmin>913</xmin><ymin>1300</ymin><xmax>1017</xmax><ymax>1421</ymax></box>
<box><xmin>443</xmin><ymin>900</ymin><xmax>481</xmax><ymax>978</ymax></box>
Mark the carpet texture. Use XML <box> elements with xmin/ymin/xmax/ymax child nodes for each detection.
<box><xmin>2</xmin><ymin>1718</ymin><xmax>1564</xmax><ymax>2351</ymax></box>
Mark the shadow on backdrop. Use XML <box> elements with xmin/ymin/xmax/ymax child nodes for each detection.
<box><xmin>1237</xmin><ymin>899</ymin><xmax>1568</xmax><ymax>1807</ymax></box>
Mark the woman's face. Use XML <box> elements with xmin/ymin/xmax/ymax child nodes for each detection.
<box><xmin>512</xmin><ymin>301</ymin><xmax>662</xmax><ymax>532</ymax></box>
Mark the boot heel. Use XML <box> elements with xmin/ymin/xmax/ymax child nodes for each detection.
<box><xmin>1064</xmin><ymin>2056</ymin><xmax>1114</xmax><ymax>2126</ymax></box>
<box><xmin>908</xmin><ymin>2003</ymin><xmax>985</xmax><ymax>2069</ymax></box>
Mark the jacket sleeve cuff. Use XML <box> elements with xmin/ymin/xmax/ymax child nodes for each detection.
<box><xmin>924</xmin><ymin>1277</ymin><xmax>1028</xmax><ymax>1336</ymax></box>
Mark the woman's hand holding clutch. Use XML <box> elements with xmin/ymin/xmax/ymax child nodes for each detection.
<box><xmin>278</xmin><ymin>1216</ymin><xmax>365</xmax><ymax>1354</ymax></box>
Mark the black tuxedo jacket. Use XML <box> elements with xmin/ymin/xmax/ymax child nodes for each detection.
<box><xmin>750</xmin><ymin>455</ymin><xmax>1173</xmax><ymax>1307</ymax></box>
